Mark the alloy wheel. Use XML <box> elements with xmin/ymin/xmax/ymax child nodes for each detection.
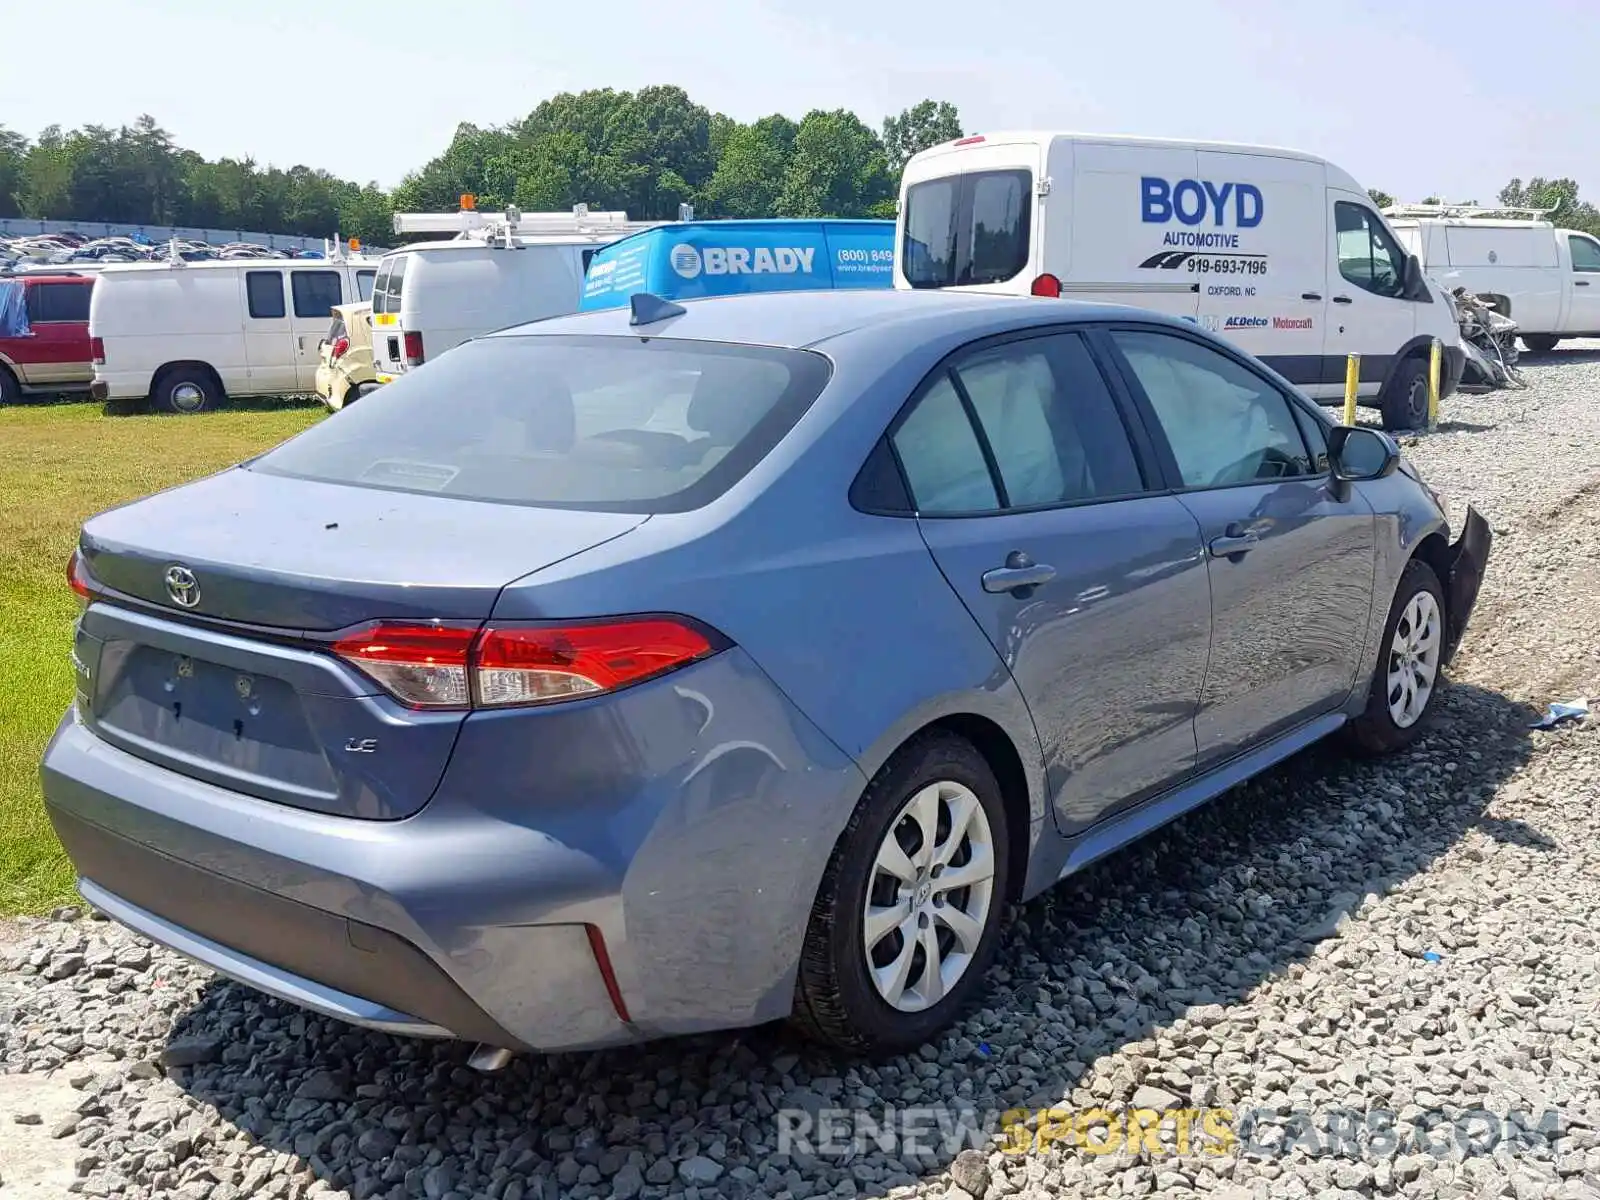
<box><xmin>1387</xmin><ymin>590</ymin><xmax>1442</xmax><ymax>728</ymax></box>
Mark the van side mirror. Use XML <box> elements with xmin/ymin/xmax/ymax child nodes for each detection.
<box><xmin>1403</xmin><ymin>253</ymin><xmax>1425</xmax><ymax>299</ymax></box>
<box><xmin>1328</xmin><ymin>425</ymin><xmax>1400</xmax><ymax>482</ymax></box>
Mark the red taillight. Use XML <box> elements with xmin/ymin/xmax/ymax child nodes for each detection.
<box><xmin>474</xmin><ymin>619</ymin><xmax>715</xmax><ymax>706</ymax></box>
<box><xmin>67</xmin><ymin>549</ymin><xmax>92</xmax><ymax>603</ymax></box>
<box><xmin>1030</xmin><ymin>273</ymin><xmax>1062</xmax><ymax>298</ymax></box>
<box><xmin>330</xmin><ymin>336</ymin><xmax>350</xmax><ymax>360</ymax></box>
<box><xmin>953</xmin><ymin>135</ymin><xmax>986</xmax><ymax>146</ymax></box>
<box><xmin>333</xmin><ymin>622</ymin><xmax>476</xmax><ymax>708</ymax></box>
<box><xmin>333</xmin><ymin>617</ymin><xmax>717</xmax><ymax>710</ymax></box>
<box><xmin>91</xmin><ymin>337</ymin><xmax>105</xmax><ymax>364</ymax></box>
<box><xmin>402</xmin><ymin>331</ymin><xmax>425</xmax><ymax>367</ymax></box>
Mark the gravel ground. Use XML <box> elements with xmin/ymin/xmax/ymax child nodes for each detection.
<box><xmin>4</xmin><ymin>348</ymin><xmax>1600</xmax><ymax>1200</ymax></box>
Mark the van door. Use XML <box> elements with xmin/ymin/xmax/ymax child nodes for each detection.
<box><xmin>241</xmin><ymin>269</ymin><xmax>297</xmax><ymax>394</ymax></box>
<box><xmin>900</xmin><ymin>140</ymin><xmax>1043</xmax><ymax>296</ymax></box>
<box><xmin>1325</xmin><ymin>193</ymin><xmax>1417</xmax><ymax>396</ymax></box>
<box><xmin>1193</xmin><ymin>152</ymin><xmax>1329</xmax><ymax>395</ymax></box>
<box><xmin>286</xmin><ymin>268</ymin><xmax>346</xmax><ymax>390</ymax></box>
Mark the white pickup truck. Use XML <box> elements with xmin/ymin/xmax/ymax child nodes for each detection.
<box><xmin>1386</xmin><ymin>205</ymin><xmax>1600</xmax><ymax>352</ymax></box>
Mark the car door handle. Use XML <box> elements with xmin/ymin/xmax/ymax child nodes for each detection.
<box><xmin>1332</xmin><ymin>295</ymin><xmax>1354</xmax><ymax>305</ymax></box>
<box><xmin>1301</xmin><ymin>292</ymin><xmax>1322</xmax><ymax>301</ymax></box>
<box><xmin>1208</xmin><ymin>530</ymin><xmax>1260</xmax><ymax>558</ymax></box>
<box><xmin>982</xmin><ymin>551</ymin><xmax>1057</xmax><ymax>595</ymax></box>
<box><xmin>1577</xmin><ymin>280</ymin><xmax>1591</xmax><ymax>287</ymax></box>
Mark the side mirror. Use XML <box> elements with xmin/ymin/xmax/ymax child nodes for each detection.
<box><xmin>1403</xmin><ymin>253</ymin><xmax>1425</xmax><ymax>299</ymax></box>
<box><xmin>1328</xmin><ymin>425</ymin><xmax>1400</xmax><ymax>482</ymax></box>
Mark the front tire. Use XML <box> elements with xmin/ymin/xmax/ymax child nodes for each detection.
<box><xmin>0</xmin><ymin>367</ymin><xmax>18</xmax><ymax>406</ymax></box>
<box><xmin>1522</xmin><ymin>334</ymin><xmax>1559</xmax><ymax>354</ymax></box>
<box><xmin>1379</xmin><ymin>356</ymin><xmax>1429</xmax><ymax>431</ymax></box>
<box><xmin>1344</xmin><ymin>559</ymin><xmax>1447</xmax><ymax>755</ymax></box>
<box><xmin>151</xmin><ymin>367</ymin><xmax>221</xmax><ymax>414</ymax></box>
<box><xmin>791</xmin><ymin>733</ymin><xmax>1011</xmax><ymax>1055</ymax></box>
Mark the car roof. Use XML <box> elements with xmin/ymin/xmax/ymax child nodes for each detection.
<box><xmin>488</xmin><ymin>289</ymin><xmax>1187</xmax><ymax>350</ymax></box>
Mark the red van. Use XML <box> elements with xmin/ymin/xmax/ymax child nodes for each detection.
<box><xmin>0</xmin><ymin>273</ymin><xmax>95</xmax><ymax>403</ymax></box>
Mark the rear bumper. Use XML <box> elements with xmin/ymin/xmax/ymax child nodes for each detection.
<box><xmin>40</xmin><ymin>647</ymin><xmax>865</xmax><ymax>1051</ymax></box>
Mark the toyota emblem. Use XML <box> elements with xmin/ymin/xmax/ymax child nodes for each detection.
<box><xmin>164</xmin><ymin>565</ymin><xmax>201</xmax><ymax>609</ymax></box>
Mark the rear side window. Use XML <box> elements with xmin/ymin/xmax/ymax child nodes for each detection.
<box><xmin>902</xmin><ymin>169</ymin><xmax>1031</xmax><ymax>288</ymax></box>
<box><xmin>250</xmin><ymin>336</ymin><xmax>833</xmax><ymax>513</ymax></box>
<box><xmin>25</xmin><ymin>281</ymin><xmax>91</xmax><ymax>323</ymax></box>
<box><xmin>246</xmin><ymin>271</ymin><xmax>286</xmax><ymax>319</ymax></box>
<box><xmin>291</xmin><ymin>270</ymin><xmax>343</xmax><ymax>319</ymax></box>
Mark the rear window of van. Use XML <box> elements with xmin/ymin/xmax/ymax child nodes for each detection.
<box><xmin>902</xmin><ymin>169</ymin><xmax>1031</xmax><ymax>288</ymax></box>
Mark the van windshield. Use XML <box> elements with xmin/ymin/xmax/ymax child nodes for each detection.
<box><xmin>249</xmin><ymin>335</ymin><xmax>832</xmax><ymax>514</ymax></box>
<box><xmin>902</xmin><ymin>169</ymin><xmax>1032</xmax><ymax>288</ymax></box>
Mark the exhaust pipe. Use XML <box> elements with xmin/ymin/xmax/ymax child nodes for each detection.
<box><xmin>467</xmin><ymin>1044</ymin><xmax>516</xmax><ymax>1073</ymax></box>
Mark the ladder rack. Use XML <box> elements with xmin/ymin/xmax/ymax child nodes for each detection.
<box><xmin>391</xmin><ymin>203</ymin><xmax>685</xmax><ymax>246</ymax></box>
<box><xmin>1383</xmin><ymin>201</ymin><xmax>1560</xmax><ymax>222</ymax></box>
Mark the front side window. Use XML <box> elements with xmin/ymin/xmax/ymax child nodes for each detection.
<box><xmin>1111</xmin><ymin>330</ymin><xmax>1314</xmax><ymax>488</ymax></box>
<box><xmin>251</xmin><ymin>336</ymin><xmax>832</xmax><ymax>513</ymax></box>
<box><xmin>902</xmin><ymin>169</ymin><xmax>1031</xmax><ymax>288</ymax></box>
<box><xmin>1569</xmin><ymin>235</ymin><xmax>1600</xmax><ymax>273</ymax></box>
<box><xmin>356</xmin><ymin>269</ymin><xmax>376</xmax><ymax>300</ymax></box>
<box><xmin>1335</xmin><ymin>202</ymin><xmax>1406</xmax><ymax>298</ymax></box>
<box><xmin>291</xmin><ymin>270</ymin><xmax>344</xmax><ymax>319</ymax></box>
<box><xmin>245</xmin><ymin>271</ymin><xmax>285</xmax><ymax>319</ymax></box>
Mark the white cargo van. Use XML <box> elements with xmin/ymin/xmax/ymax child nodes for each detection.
<box><xmin>90</xmin><ymin>251</ymin><xmax>377</xmax><ymax>412</ymax></box>
<box><xmin>895</xmin><ymin>131</ymin><xmax>1464</xmax><ymax>429</ymax></box>
<box><xmin>369</xmin><ymin>205</ymin><xmax>664</xmax><ymax>384</ymax></box>
<box><xmin>1384</xmin><ymin>204</ymin><xmax>1600</xmax><ymax>353</ymax></box>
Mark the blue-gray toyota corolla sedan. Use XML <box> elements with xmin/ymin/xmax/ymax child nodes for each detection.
<box><xmin>43</xmin><ymin>290</ymin><xmax>1491</xmax><ymax>1060</ymax></box>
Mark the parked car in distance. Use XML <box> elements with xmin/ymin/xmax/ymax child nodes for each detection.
<box><xmin>44</xmin><ymin>289</ymin><xmax>1490</xmax><ymax>1061</ymax></box>
<box><xmin>0</xmin><ymin>272</ymin><xmax>95</xmax><ymax>402</ymax></box>
<box><xmin>89</xmin><ymin>256</ymin><xmax>377</xmax><ymax>412</ymax></box>
<box><xmin>315</xmin><ymin>301</ymin><xmax>377</xmax><ymax>411</ymax></box>
<box><xmin>1385</xmin><ymin>204</ymin><xmax>1600</xmax><ymax>353</ymax></box>
<box><xmin>896</xmin><ymin>131</ymin><xmax>1466</xmax><ymax>430</ymax></box>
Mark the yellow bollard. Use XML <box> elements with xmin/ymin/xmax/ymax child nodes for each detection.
<box><xmin>1343</xmin><ymin>353</ymin><xmax>1360</xmax><ymax>426</ymax></box>
<box><xmin>1428</xmin><ymin>338</ymin><xmax>1442</xmax><ymax>429</ymax></box>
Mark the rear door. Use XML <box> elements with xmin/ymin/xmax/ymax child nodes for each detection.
<box><xmin>1105</xmin><ymin>326</ymin><xmax>1375</xmax><ymax>765</ymax></box>
<box><xmin>1326</xmin><ymin>194</ymin><xmax>1417</xmax><ymax>395</ymax></box>
<box><xmin>899</xmin><ymin>141</ymin><xmax>1041</xmax><ymax>296</ymax></box>
<box><xmin>889</xmin><ymin>328</ymin><xmax>1212</xmax><ymax>835</ymax></box>
<box><xmin>287</xmin><ymin>268</ymin><xmax>346</xmax><ymax>390</ymax></box>
<box><xmin>370</xmin><ymin>254</ymin><xmax>407</xmax><ymax>382</ymax></box>
<box><xmin>20</xmin><ymin>278</ymin><xmax>94</xmax><ymax>385</ymax></box>
<box><xmin>241</xmin><ymin>269</ymin><xmax>297</xmax><ymax>393</ymax></box>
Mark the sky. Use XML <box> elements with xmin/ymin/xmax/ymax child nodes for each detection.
<box><xmin>2</xmin><ymin>0</ymin><xmax>1594</xmax><ymax>205</ymax></box>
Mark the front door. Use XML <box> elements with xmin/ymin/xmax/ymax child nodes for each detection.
<box><xmin>241</xmin><ymin>269</ymin><xmax>297</xmax><ymax>394</ymax></box>
<box><xmin>1106</xmin><ymin>326</ymin><xmax>1376</xmax><ymax>765</ymax></box>
<box><xmin>1566</xmin><ymin>234</ymin><xmax>1600</xmax><ymax>333</ymax></box>
<box><xmin>888</xmin><ymin>329</ymin><xmax>1212</xmax><ymax>836</ymax></box>
<box><xmin>1325</xmin><ymin>193</ymin><xmax>1417</xmax><ymax>396</ymax></box>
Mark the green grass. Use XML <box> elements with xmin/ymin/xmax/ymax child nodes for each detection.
<box><xmin>0</xmin><ymin>398</ymin><xmax>324</xmax><ymax>915</ymax></box>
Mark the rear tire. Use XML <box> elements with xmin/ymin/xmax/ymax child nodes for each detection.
<box><xmin>0</xmin><ymin>367</ymin><xmax>18</xmax><ymax>406</ymax></box>
<box><xmin>1379</xmin><ymin>356</ymin><xmax>1429</xmax><ymax>431</ymax></box>
<box><xmin>791</xmin><ymin>733</ymin><xmax>1011</xmax><ymax>1055</ymax></box>
<box><xmin>151</xmin><ymin>367</ymin><xmax>221</xmax><ymax>415</ymax></box>
<box><xmin>1344</xmin><ymin>559</ymin><xmax>1447</xmax><ymax>755</ymax></box>
<box><xmin>1522</xmin><ymin>334</ymin><xmax>1559</xmax><ymax>354</ymax></box>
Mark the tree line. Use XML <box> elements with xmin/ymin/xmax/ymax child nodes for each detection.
<box><xmin>5</xmin><ymin>93</ymin><xmax>1596</xmax><ymax>247</ymax></box>
<box><xmin>0</xmin><ymin>92</ymin><xmax>963</xmax><ymax>248</ymax></box>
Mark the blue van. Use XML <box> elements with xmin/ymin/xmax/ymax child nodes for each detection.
<box><xmin>579</xmin><ymin>219</ymin><xmax>895</xmax><ymax>311</ymax></box>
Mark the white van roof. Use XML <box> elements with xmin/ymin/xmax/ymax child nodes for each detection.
<box><xmin>96</xmin><ymin>257</ymin><xmax>379</xmax><ymax>278</ymax></box>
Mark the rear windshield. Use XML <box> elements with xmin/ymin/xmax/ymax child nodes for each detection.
<box><xmin>902</xmin><ymin>169</ymin><xmax>1032</xmax><ymax>288</ymax></box>
<box><xmin>371</xmin><ymin>254</ymin><xmax>407</xmax><ymax>315</ymax></box>
<box><xmin>250</xmin><ymin>335</ymin><xmax>833</xmax><ymax>513</ymax></box>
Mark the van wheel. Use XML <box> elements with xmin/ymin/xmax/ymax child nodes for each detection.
<box><xmin>152</xmin><ymin>368</ymin><xmax>220</xmax><ymax>415</ymax></box>
<box><xmin>353</xmin><ymin>381</ymin><xmax>379</xmax><ymax>401</ymax></box>
<box><xmin>1522</xmin><ymin>334</ymin><xmax>1559</xmax><ymax>354</ymax></box>
<box><xmin>0</xmin><ymin>367</ymin><xmax>18</xmax><ymax>406</ymax></box>
<box><xmin>1379</xmin><ymin>356</ymin><xmax>1429</xmax><ymax>431</ymax></box>
<box><xmin>791</xmin><ymin>732</ymin><xmax>1011</xmax><ymax>1055</ymax></box>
